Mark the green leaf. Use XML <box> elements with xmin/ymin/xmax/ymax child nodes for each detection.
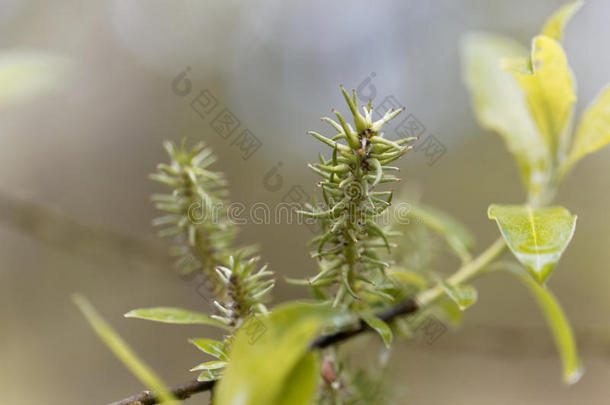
<box><xmin>189</xmin><ymin>338</ymin><xmax>228</xmax><ymax>361</ymax></box>
<box><xmin>564</xmin><ymin>86</ymin><xmax>610</xmax><ymax>173</ymax></box>
<box><xmin>408</xmin><ymin>204</ymin><xmax>475</xmax><ymax>262</ymax></box>
<box><xmin>434</xmin><ymin>296</ymin><xmax>464</xmax><ymax>327</ymax></box>
<box><xmin>461</xmin><ymin>33</ymin><xmax>550</xmax><ymax>196</ymax></box>
<box><xmin>488</xmin><ymin>205</ymin><xmax>577</xmax><ymax>283</ymax></box>
<box><xmin>541</xmin><ymin>1</ymin><xmax>583</xmax><ymax>42</ymax></box>
<box><xmin>196</xmin><ymin>368</ymin><xmax>223</xmax><ymax>382</ymax></box>
<box><xmin>440</xmin><ymin>281</ymin><xmax>478</xmax><ymax>311</ymax></box>
<box><xmin>361</xmin><ymin>313</ymin><xmax>393</xmax><ymax>348</ymax></box>
<box><xmin>0</xmin><ymin>50</ymin><xmax>71</xmax><ymax>105</ymax></box>
<box><xmin>124</xmin><ymin>307</ymin><xmax>230</xmax><ymax>330</ymax></box>
<box><xmin>215</xmin><ymin>301</ymin><xmax>344</xmax><ymax>405</ymax></box>
<box><xmin>274</xmin><ymin>353</ymin><xmax>320</xmax><ymax>405</ymax></box>
<box><xmin>387</xmin><ymin>269</ymin><xmax>428</xmax><ymax>290</ymax></box>
<box><xmin>509</xmin><ymin>35</ymin><xmax>576</xmax><ymax>160</ymax></box>
<box><xmin>190</xmin><ymin>360</ymin><xmax>228</xmax><ymax>371</ymax></box>
<box><xmin>506</xmin><ymin>264</ymin><xmax>583</xmax><ymax>384</ymax></box>
<box><xmin>72</xmin><ymin>294</ymin><xmax>179</xmax><ymax>405</ymax></box>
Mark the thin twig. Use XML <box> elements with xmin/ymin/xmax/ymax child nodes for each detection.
<box><xmin>108</xmin><ymin>235</ymin><xmax>507</xmax><ymax>404</ymax></box>
<box><xmin>106</xmin><ymin>297</ymin><xmax>419</xmax><ymax>405</ymax></box>
<box><xmin>310</xmin><ymin>297</ymin><xmax>418</xmax><ymax>349</ymax></box>
<box><xmin>0</xmin><ymin>190</ymin><xmax>168</xmax><ymax>267</ymax></box>
<box><xmin>107</xmin><ymin>236</ymin><xmax>507</xmax><ymax>405</ymax></box>
<box><xmin>107</xmin><ymin>380</ymin><xmax>215</xmax><ymax>405</ymax></box>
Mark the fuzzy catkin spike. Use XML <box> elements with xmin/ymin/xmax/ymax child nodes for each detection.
<box><xmin>299</xmin><ymin>86</ymin><xmax>416</xmax><ymax>309</ymax></box>
<box><xmin>151</xmin><ymin>143</ymin><xmax>276</xmax><ymax>384</ymax></box>
<box><xmin>151</xmin><ymin>141</ymin><xmax>238</xmax><ymax>297</ymax></box>
<box><xmin>152</xmin><ymin>141</ymin><xmax>275</xmax><ymax>333</ymax></box>
<box><xmin>213</xmin><ymin>255</ymin><xmax>274</xmax><ymax>328</ymax></box>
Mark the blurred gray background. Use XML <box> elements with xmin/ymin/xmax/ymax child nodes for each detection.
<box><xmin>1</xmin><ymin>0</ymin><xmax>609</xmax><ymax>403</ymax></box>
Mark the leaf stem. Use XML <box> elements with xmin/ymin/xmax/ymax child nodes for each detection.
<box><xmin>416</xmin><ymin>237</ymin><xmax>506</xmax><ymax>307</ymax></box>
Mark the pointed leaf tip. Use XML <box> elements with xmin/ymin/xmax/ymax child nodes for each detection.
<box><xmin>125</xmin><ymin>307</ymin><xmax>231</xmax><ymax>329</ymax></box>
<box><xmin>361</xmin><ymin>313</ymin><xmax>393</xmax><ymax>348</ymax></box>
<box><xmin>441</xmin><ymin>281</ymin><xmax>478</xmax><ymax>311</ymax></box>
<box><xmin>488</xmin><ymin>204</ymin><xmax>577</xmax><ymax>284</ymax></box>
<box><xmin>541</xmin><ymin>1</ymin><xmax>583</xmax><ymax>42</ymax></box>
<box><xmin>564</xmin><ymin>86</ymin><xmax>610</xmax><ymax>174</ymax></box>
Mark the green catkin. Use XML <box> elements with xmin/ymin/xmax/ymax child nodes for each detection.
<box><xmin>151</xmin><ymin>140</ymin><xmax>237</xmax><ymax>295</ymax></box>
<box><xmin>151</xmin><ymin>141</ymin><xmax>273</xmax><ymax>330</ymax></box>
<box><xmin>295</xmin><ymin>86</ymin><xmax>416</xmax><ymax>310</ymax></box>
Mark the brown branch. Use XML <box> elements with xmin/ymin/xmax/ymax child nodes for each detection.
<box><xmin>310</xmin><ymin>297</ymin><xmax>419</xmax><ymax>349</ymax></box>
<box><xmin>108</xmin><ymin>380</ymin><xmax>215</xmax><ymax>405</ymax></box>
<box><xmin>0</xmin><ymin>190</ymin><xmax>169</xmax><ymax>267</ymax></box>
<box><xmin>106</xmin><ymin>297</ymin><xmax>419</xmax><ymax>405</ymax></box>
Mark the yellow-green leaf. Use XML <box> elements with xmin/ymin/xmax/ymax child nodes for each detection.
<box><xmin>488</xmin><ymin>205</ymin><xmax>577</xmax><ymax>283</ymax></box>
<box><xmin>440</xmin><ymin>281</ymin><xmax>478</xmax><ymax>311</ymax></box>
<box><xmin>504</xmin><ymin>263</ymin><xmax>583</xmax><ymax>384</ymax></box>
<box><xmin>215</xmin><ymin>302</ymin><xmax>343</xmax><ymax>405</ymax></box>
<box><xmin>461</xmin><ymin>33</ymin><xmax>550</xmax><ymax>196</ymax></box>
<box><xmin>189</xmin><ymin>338</ymin><xmax>228</xmax><ymax>361</ymax></box>
<box><xmin>274</xmin><ymin>352</ymin><xmax>320</xmax><ymax>405</ymax></box>
<box><xmin>73</xmin><ymin>294</ymin><xmax>179</xmax><ymax>405</ymax></box>
<box><xmin>564</xmin><ymin>86</ymin><xmax>610</xmax><ymax>173</ymax></box>
<box><xmin>434</xmin><ymin>296</ymin><xmax>464</xmax><ymax>327</ymax></box>
<box><xmin>124</xmin><ymin>307</ymin><xmax>230</xmax><ymax>330</ymax></box>
<box><xmin>388</xmin><ymin>269</ymin><xmax>428</xmax><ymax>290</ymax></box>
<box><xmin>541</xmin><ymin>1</ymin><xmax>583</xmax><ymax>42</ymax></box>
<box><xmin>510</xmin><ymin>35</ymin><xmax>577</xmax><ymax>159</ymax></box>
<box><xmin>361</xmin><ymin>313</ymin><xmax>393</xmax><ymax>348</ymax></box>
<box><xmin>196</xmin><ymin>368</ymin><xmax>223</xmax><ymax>382</ymax></box>
<box><xmin>408</xmin><ymin>203</ymin><xmax>475</xmax><ymax>262</ymax></box>
<box><xmin>0</xmin><ymin>50</ymin><xmax>71</xmax><ymax>105</ymax></box>
<box><xmin>190</xmin><ymin>361</ymin><xmax>227</xmax><ymax>371</ymax></box>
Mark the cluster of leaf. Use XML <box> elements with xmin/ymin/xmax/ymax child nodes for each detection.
<box><xmin>461</xmin><ymin>0</ymin><xmax>603</xmax><ymax>284</ymax></box>
<box><xmin>291</xmin><ymin>86</ymin><xmax>417</xmax><ymax>311</ymax></box>
<box><xmin>126</xmin><ymin>140</ymin><xmax>274</xmax><ymax>382</ymax></box>
<box><xmin>463</xmin><ymin>1</ymin><xmax>610</xmax><ymax>208</ymax></box>
<box><xmin>460</xmin><ymin>0</ymin><xmax>610</xmax><ymax>383</ymax></box>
